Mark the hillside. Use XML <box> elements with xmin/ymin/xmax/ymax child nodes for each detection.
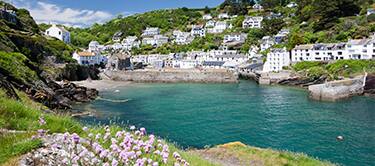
<box><xmin>0</xmin><ymin>1</ymin><xmax>98</xmax><ymax>109</ymax></box>
<box><xmin>64</xmin><ymin>0</ymin><xmax>375</xmax><ymax>54</ymax></box>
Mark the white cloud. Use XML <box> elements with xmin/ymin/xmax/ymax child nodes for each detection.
<box><xmin>6</xmin><ymin>0</ymin><xmax>114</xmax><ymax>27</ymax></box>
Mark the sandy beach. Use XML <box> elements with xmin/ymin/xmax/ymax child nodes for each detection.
<box><xmin>72</xmin><ymin>80</ymin><xmax>132</xmax><ymax>91</ymax></box>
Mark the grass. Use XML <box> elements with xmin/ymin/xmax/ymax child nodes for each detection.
<box><xmin>0</xmin><ymin>133</ymin><xmax>42</xmax><ymax>164</ymax></box>
<box><xmin>293</xmin><ymin>60</ymin><xmax>375</xmax><ymax>80</ymax></box>
<box><xmin>191</xmin><ymin>142</ymin><xmax>335</xmax><ymax>166</ymax></box>
<box><xmin>0</xmin><ymin>88</ymin><xmax>333</xmax><ymax>165</ymax></box>
<box><xmin>0</xmin><ymin>51</ymin><xmax>39</xmax><ymax>84</ymax></box>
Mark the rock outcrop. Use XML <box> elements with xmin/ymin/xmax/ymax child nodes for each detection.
<box><xmin>364</xmin><ymin>74</ymin><xmax>375</xmax><ymax>97</ymax></box>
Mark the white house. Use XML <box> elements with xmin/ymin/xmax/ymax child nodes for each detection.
<box><xmin>142</xmin><ymin>27</ymin><xmax>160</xmax><ymax>37</ymax></box>
<box><xmin>142</xmin><ymin>37</ymin><xmax>157</xmax><ymax>46</ymax></box>
<box><xmin>291</xmin><ymin>43</ymin><xmax>347</xmax><ymax>62</ymax></box>
<box><xmin>242</xmin><ymin>16</ymin><xmax>263</xmax><ymax>29</ymax></box>
<box><xmin>287</xmin><ymin>2</ymin><xmax>298</xmax><ymax>8</ymax></box>
<box><xmin>191</xmin><ymin>25</ymin><xmax>206</xmax><ymax>37</ymax></box>
<box><xmin>367</xmin><ymin>9</ymin><xmax>375</xmax><ymax>16</ymax></box>
<box><xmin>223</xmin><ymin>33</ymin><xmax>247</xmax><ymax>44</ymax></box>
<box><xmin>203</xmin><ymin>14</ymin><xmax>213</xmax><ymax>20</ymax></box>
<box><xmin>205</xmin><ymin>20</ymin><xmax>216</xmax><ymax>28</ymax></box>
<box><xmin>73</xmin><ymin>51</ymin><xmax>104</xmax><ymax>65</ymax></box>
<box><xmin>112</xmin><ymin>31</ymin><xmax>123</xmax><ymax>42</ymax></box>
<box><xmin>252</xmin><ymin>4</ymin><xmax>263</xmax><ymax>10</ymax></box>
<box><xmin>291</xmin><ymin>44</ymin><xmax>314</xmax><ymax>62</ymax></box>
<box><xmin>88</xmin><ymin>41</ymin><xmax>100</xmax><ymax>52</ymax></box>
<box><xmin>263</xmin><ymin>48</ymin><xmax>290</xmax><ymax>72</ymax></box>
<box><xmin>207</xmin><ymin>21</ymin><xmax>228</xmax><ymax>34</ymax></box>
<box><xmin>260</xmin><ymin>36</ymin><xmax>275</xmax><ymax>51</ymax></box>
<box><xmin>178</xmin><ymin>60</ymin><xmax>199</xmax><ymax>69</ymax></box>
<box><xmin>154</xmin><ymin>35</ymin><xmax>169</xmax><ymax>46</ymax></box>
<box><xmin>175</xmin><ymin>32</ymin><xmax>194</xmax><ymax>45</ymax></box>
<box><xmin>112</xmin><ymin>43</ymin><xmax>123</xmax><ymax>50</ymax></box>
<box><xmin>346</xmin><ymin>39</ymin><xmax>374</xmax><ymax>60</ymax></box>
<box><xmin>45</xmin><ymin>24</ymin><xmax>70</xmax><ymax>44</ymax></box>
<box><xmin>122</xmin><ymin>36</ymin><xmax>140</xmax><ymax>50</ymax></box>
<box><xmin>218</xmin><ymin>13</ymin><xmax>230</xmax><ymax>19</ymax></box>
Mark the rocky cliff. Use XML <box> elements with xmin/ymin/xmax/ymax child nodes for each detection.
<box><xmin>0</xmin><ymin>2</ymin><xmax>97</xmax><ymax>109</ymax></box>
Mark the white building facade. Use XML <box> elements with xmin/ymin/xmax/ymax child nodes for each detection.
<box><xmin>242</xmin><ymin>16</ymin><xmax>263</xmax><ymax>29</ymax></box>
<box><xmin>263</xmin><ymin>48</ymin><xmax>290</xmax><ymax>72</ymax></box>
<box><xmin>45</xmin><ymin>24</ymin><xmax>70</xmax><ymax>43</ymax></box>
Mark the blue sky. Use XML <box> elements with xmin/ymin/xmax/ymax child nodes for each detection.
<box><xmin>7</xmin><ymin>0</ymin><xmax>224</xmax><ymax>27</ymax></box>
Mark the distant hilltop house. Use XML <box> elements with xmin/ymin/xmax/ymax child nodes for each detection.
<box><xmin>242</xmin><ymin>16</ymin><xmax>263</xmax><ymax>29</ymax></box>
<box><xmin>263</xmin><ymin>48</ymin><xmax>290</xmax><ymax>72</ymax></box>
<box><xmin>286</xmin><ymin>2</ymin><xmax>298</xmax><ymax>8</ymax></box>
<box><xmin>218</xmin><ymin>13</ymin><xmax>230</xmax><ymax>19</ymax></box>
<box><xmin>142</xmin><ymin>27</ymin><xmax>160</xmax><ymax>37</ymax></box>
<box><xmin>223</xmin><ymin>33</ymin><xmax>247</xmax><ymax>45</ymax></box>
<box><xmin>205</xmin><ymin>20</ymin><xmax>216</xmax><ymax>28</ymax></box>
<box><xmin>207</xmin><ymin>21</ymin><xmax>231</xmax><ymax>34</ymax></box>
<box><xmin>112</xmin><ymin>31</ymin><xmax>123</xmax><ymax>42</ymax></box>
<box><xmin>142</xmin><ymin>35</ymin><xmax>168</xmax><ymax>47</ymax></box>
<box><xmin>88</xmin><ymin>41</ymin><xmax>105</xmax><ymax>53</ymax></box>
<box><xmin>274</xmin><ymin>29</ymin><xmax>290</xmax><ymax>44</ymax></box>
<box><xmin>191</xmin><ymin>25</ymin><xmax>206</xmax><ymax>37</ymax></box>
<box><xmin>252</xmin><ymin>4</ymin><xmax>263</xmax><ymax>10</ymax></box>
<box><xmin>173</xmin><ymin>30</ymin><xmax>194</xmax><ymax>45</ymax></box>
<box><xmin>122</xmin><ymin>36</ymin><xmax>140</xmax><ymax>51</ymax></box>
<box><xmin>367</xmin><ymin>8</ymin><xmax>375</xmax><ymax>16</ymax></box>
<box><xmin>72</xmin><ymin>51</ymin><xmax>104</xmax><ymax>65</ymax></box>
<box><xmin>203</xmin><ymin>14</ymin><xmax>213</xmax><ymax>20</ymax></box>
<box><xmin>260</xmin><ymin>36</ymin><xmax>275</xmax><ymax>51</ymax></box>
<box><xmin>45</xmin><ymin>24</ymin><xmax>70</xmax><ymax>44</ymax></box>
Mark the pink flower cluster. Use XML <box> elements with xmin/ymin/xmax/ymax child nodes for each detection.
<box><xmin>34</xmin><ymin>121</ymin><xmax>189</xmax><ymax>166</ymax></box>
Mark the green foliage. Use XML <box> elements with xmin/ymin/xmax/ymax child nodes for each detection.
<box><xmin>306</xmin><ymin>66</ymin><xmax>328</xmax><ymax>79</ymax></box>
<box><xmin>326</xmin><ymin>60</ymin><xmax>375</xmax><ymax>77</ymax></box>
<box><xmin>0</xmin><ymin>133</ymin><xmax>42</xmax><ymax>164</ymax></box>
<box><xmin>293</xmin><ymin>60</ymin><xmax>375</xmax><ymax>80</ymax></box>
<box><xmin>367</xmin><ymin>14</ymin><xmax>375</xmax><ymax>22</ymax></box>
<box><xmin>0</xmin><ymin>51</ymin><xmax>38</xmax><ymax>83</ymax></box>
<box><xmin>69</xmin><ymin>8</ymin><xmax>202</xmax><ymax>47</ymax></box>
<box><xmin>262</xmin><ymin>18</ymin><xmax>285</xmax><ymax>35</ymax></box>
<box><xmin>293</xmin><ymin>61</ymin><xmax>324</xmax><ymax>71</ymax></box>
<box><xmin>0</xmin><ymin>89</ymin><xmax>82</xmax><ymax>133</ymax></box>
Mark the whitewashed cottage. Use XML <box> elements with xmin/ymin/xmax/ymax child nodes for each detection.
<box><xmin>45</xmin><ymin>24</ymin><xmax>70</xmax><ymax>43</ymax></box>
<box><xmin>191</xmin><ymin>25</ymin><xmax>206</xmax><ymax>37</ymax></box>
<box><xmin>73</xmin><ymin>51</ymin><xmax>104</xmax><ymax>65</ymax></box>
<box><xmin>122</xmin><ymin>36</ymin><xmax>140</xmax><ymax>50</ymax></box>
<box><xmin>142</xmin><ymin>27</ymin><xmax>160</xmax><ymax>37</ymax></box>
<box><xmin>242</xmin><ymin>16</ymin><xmax>263</xmax><ymax>29</ymax></box>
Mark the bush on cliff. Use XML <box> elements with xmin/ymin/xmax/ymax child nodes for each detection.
<box><xmin>0</xmin><ymin>51</ymin><xmax>39</xmax><ymax>84</ymax></box>
<box><xmin>292</xmin><ymin>61</ymin><xmax>325</xmax><ymax>71</ymax></box>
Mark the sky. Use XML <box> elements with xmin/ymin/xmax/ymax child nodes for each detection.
<box><xmin>5</xmin><ymin>0</ymin><xmax>224</xmax><ymax>27</ymax></box>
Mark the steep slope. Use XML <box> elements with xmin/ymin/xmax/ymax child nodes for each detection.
<box><xmin>0</xmin><ymin>2</ymin><xmax>97</xmax><ymax>109</ymax></box>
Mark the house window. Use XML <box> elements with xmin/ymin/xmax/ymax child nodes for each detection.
<box><xmin>338</xmin><ymin>52</ymin><xmax>342</xmax><ymax>55</ymax></box>
<box><xmin>59</xmin><ymin>31</ymin><xmax>61</xmax><ymax>35</ymax></box>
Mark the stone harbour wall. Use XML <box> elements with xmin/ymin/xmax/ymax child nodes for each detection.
<box><xmin>308</xmin><ymin>75</ymin><xmax>366</xmax><ymax>101</ymax></box>
<box><xmin>103</xmin><ymin>69</ymin><xmax>239</xmax><ymax>83</ymax></box>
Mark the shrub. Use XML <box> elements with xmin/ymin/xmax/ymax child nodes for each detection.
<box><xmin>292</xmin><ymin>61</ymin><xmax>324</xmax><ymax>71</ymax></box>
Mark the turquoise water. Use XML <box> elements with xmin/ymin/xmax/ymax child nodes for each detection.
<box><xmin>77</xmin><ymin>81</ymin><xmax>375</xmax><ymax>166</ymax></box>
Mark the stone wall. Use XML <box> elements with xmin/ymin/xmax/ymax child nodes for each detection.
<box><xmin>308</xmin><ymin>75</ymin><xmax>366</xmax><ymax>101</ymax></box>
<box><xmin>103</xmin><ymin>69</ymin><xmax>239</xmax><ymax>83</ymax></box>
